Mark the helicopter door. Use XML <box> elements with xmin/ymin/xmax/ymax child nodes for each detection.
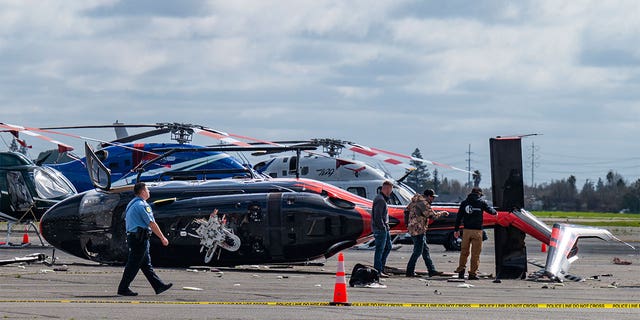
<box><xmin>85</xmin><ymin>142</ymin><xmax>112</xmax><ymax>191</ymax></box>
<box><xmin>267</xmin><ymin>193</ymin><xmax>284</xmax><ymax>259</ymax></box>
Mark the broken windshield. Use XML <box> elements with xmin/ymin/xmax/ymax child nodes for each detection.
<box><xmin>33</xmin><ymin>167</ymin><xmax>76</xmax><ymax>199</ymax></box>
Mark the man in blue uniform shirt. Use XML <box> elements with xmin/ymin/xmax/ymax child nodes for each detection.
<box><xmin>117</xmin><ymin>182</ymin><xmax>172</xmax><ymax>296</ymax></box>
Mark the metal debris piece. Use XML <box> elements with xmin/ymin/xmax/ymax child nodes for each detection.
<box><xmin>182</xmin><ymin>287</ymin><xmax>203</xmax><ymax>291</ymax></box>
<box><xmin>613</xmin><ymin>257</ymin><xmax>632</xmax><ymax>265</ymax></box>
<box><xmin>53</xmin><ymin>265</ymin><xmax>68</xmax><ymax>272</ymax></box>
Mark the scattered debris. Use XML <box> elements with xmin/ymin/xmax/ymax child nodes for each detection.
<box><xmin>252</xmin><ymin>274</ymin><xmax>261</xmax><ymax>278</ymax></box>
<box><xmin>233</xmin><ymin>283</ymin><xmax>241</xmax><ymax>286</ymax></box>
<box><xmin>39</xmin><ymin>269</ymin><xmax>54</xmax><ymax>273</ymax></box>
<box><xmin>457</xmin><ymin>284</ymin><xmax>474</xmax><ymax>288</ymax></box>
<box><xmin>364</xmin><ymin>283</ymin><xmax>387</xmax><ymax>288</ymax></box>
<box><xmin>314</xmin><ymin>284</ymin><xmax>322</xmax><ymax>287</ymax></box>
<box><xmin>0</xmin><ymin>253</ymin><xmax>47</xmax><ymax>266</ymax></box>
<box><xmin>186</xmin><ymin>269</ymin><xmax>199</xmax><ymax>273</ymax></box>
<box><xmin>419</xmin><ymin>278</ymin><xmax>430</xmax><ymax>287</ymax></box>
<box><xmin>434</xmin><ymin>290</ymin><xmax>442</xmax><ymax>295</ymax></box>
<box><xmin>183</xmin><ymin>287</ymin><xmax>203</xmax><ymax>291</ymax></box>
<box><xmin>613</xmin><ymin>257</ymin><xmax>632</xmax><ymax>265</ymax></box>
<box><xmin>53</xmin><ymin>265</ymin><xmax>68</xmax><ymax>272</ymax></box>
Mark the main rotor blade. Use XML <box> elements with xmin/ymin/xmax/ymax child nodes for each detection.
<box><xmin>104</xmin><ymin>128</ymin><xmax>172</xmax><ymax>146</ymax></box>
<box><xmin>2</xmin><ymin>123</ymin><xmax>159</xmax><ymax>158</ymax></box>
<box><xmin>0</xmin><ymin>123</ymin><xmax>74</xmax><ymax>153</ymax></box>
<box><xmin>346</xmin><ymin>143</ymin><xmax>472</xmax><ymax>174</ymax></box>
<box><xmin>39</xmin><ymin>124</ymin><xmax>159</xmax><ymax>130</ymax></box>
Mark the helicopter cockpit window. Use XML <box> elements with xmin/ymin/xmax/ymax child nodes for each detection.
<box><xmin>33</xmin><ymin>167</ymin><xmax>76</xmax><ymax>199</ymax></box>
<box><xmin>393</xmin><ymin>185</ymin><xmax>414</xmax><ymax>205</ymax></box>
<box><xmin>376</xmin><ymin>185</ymin><xmax>411</xmax><ymax>206</ymax></box>
<box><xmin>347</xmin><ymin>187</ymin><xmax>367</xmax><ymax>198</ymax></box>
<box><xmin>0</xmin><ymin>153</ymin><xmax>31</xmax><ymax>166</ymax></box>
<box><xmin>288</xmin><ymin>156</ymin><xmax>297</xmax><ymax>173</ymax></box>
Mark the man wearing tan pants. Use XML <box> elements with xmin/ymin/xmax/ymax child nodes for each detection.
<box><xmin>454</xmin><ymin>187</ymin><xmax>497</xmax><ymax>280</ymax></box>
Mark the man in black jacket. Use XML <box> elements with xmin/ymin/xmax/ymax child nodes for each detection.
<box><xmin>453</xmin><ymin>187</ymin><xmax>497</xmax><ymax>280</ymax></box>
<box><xmin>372</xmin><ymin>180</ymin><xmax>393</xmax><ymax>277</ymax></box>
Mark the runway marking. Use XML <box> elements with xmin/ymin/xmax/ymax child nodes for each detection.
<box><xmin>0</xmin><ymin>300</ymin><xmax>638</xmax><ymax>308</ymax></box>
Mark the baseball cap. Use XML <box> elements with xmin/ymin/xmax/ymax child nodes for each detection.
<box><xmin>423</xmin><ymin>189</ymin><xmax>438</xmax><ymax>197</ymax></box>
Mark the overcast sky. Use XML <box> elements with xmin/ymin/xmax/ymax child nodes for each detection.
<box><xmin>1</xmin><ymin>0</ymin><xmax>638</xmax><ymax>189</ymax></box>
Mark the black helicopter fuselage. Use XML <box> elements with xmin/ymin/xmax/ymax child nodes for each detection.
<box><xmin>40</xmin><ymin>178</ymin><xmax>372</xmax><ymax>267</ymax></box>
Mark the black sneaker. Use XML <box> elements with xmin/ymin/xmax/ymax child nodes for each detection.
<box><xmin>429</xmin><ymin>271</ymin><xmax>444</xmax><ymax>277</ymax></box>
<box><xmin>456</xmin><ymin>269</ymin><xmax>465</xmax><ymax>279</ymax></box>
<box><xmin>405</xmin><ymin>273</ymin><xmax>420</xmax><ymax>278</ymax></box>
<box><xmin>468</xmin><ymin>275</ymin><xmax>480</xmax><ymax>280</ymax></box>
<box><xmin>117</xmin><ymin>289</ymin><xmax>138</xmax><ymax>296</ymax></box>
<box><xmin>155</xmin><ymin>283</ymin><xmax>173</xmax><ymax>295</ymax></box>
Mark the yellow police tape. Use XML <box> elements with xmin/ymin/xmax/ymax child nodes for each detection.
<box><xmin>0</xmin><ymin>300</ymin><xmax>638</xmax><ymax>308</ymax></box>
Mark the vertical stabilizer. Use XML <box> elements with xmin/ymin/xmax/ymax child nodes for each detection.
<box><xmin>113</xmin><ymin>121</ymin><xmax>129</xmax><ymax>140</ymax></box>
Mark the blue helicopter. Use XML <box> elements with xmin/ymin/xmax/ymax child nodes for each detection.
<box><xmin>28</xmin><ymin>123</ymin><xmax>253</xmax><ymax>192</ymax></box>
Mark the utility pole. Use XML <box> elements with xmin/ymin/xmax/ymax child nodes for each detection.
<box><xmin>466</xmin><ymin>144</ymin><xmax>473</xmax><ymax>187</ymax></box>
<box><xmin>527</xmin><ymin>141</ymin><xmax>539</xmax><ymax>187</ymax></box>
<box><xmin>531</xmin><ymin>142</ymin><xmax>535</xmax><ymax>187</ymax></box>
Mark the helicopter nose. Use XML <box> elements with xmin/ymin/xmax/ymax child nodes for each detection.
<box><xmin>40</xmin><ymin>193</ymin><xmax>85</xmax><ymax>258</ymax></box>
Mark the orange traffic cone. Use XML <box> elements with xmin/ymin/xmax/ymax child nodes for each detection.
<box><xmin>541</xmin><ymin>243</ymin><xmax>547</xmax><ymax>253</ymax></box>
<box><xmin>22</xmin><ymin>229</ymin><xmax>30</xmax><ymax>245</ymax></box>
<box><xmin>329</xmin><ymin>252</ymin><xmax>351</xmax><ymax>306</ymax></box>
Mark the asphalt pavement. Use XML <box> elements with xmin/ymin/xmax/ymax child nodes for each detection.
<box><xmin>0</xmin><ymin>230</ymin><xmax>639</xmax><ymax>320</ymax></box>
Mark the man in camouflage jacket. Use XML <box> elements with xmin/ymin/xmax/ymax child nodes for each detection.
<box><xmin>405</xmin><ymin>189</ymin><xmax>448</xmax><ymax>277</ymax></box>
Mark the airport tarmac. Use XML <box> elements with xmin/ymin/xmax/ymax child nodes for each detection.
<box><xmin>1</xmin><ymin>230</ymin><xmax>639</xmax><ymax>320</ymax></box>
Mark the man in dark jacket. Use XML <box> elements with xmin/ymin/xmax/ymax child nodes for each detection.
<box><xmin>454</xmin><ymin>187</ymin><xmax>497</xmax><ymax>280</ymax></box>
<box><xmin>372</xmin><ymin>180</ymin><xmax>393</xmax><ymax>277</ymax></box>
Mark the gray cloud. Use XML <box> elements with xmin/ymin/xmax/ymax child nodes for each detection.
<box><xmin>1</xmin><ymin>0</ymin><xmax>638</xmax><ymax>187</ymax></box>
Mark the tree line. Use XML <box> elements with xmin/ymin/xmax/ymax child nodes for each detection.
<box><xmin>526</xmin><ymin>171</ymin><xmax>640</xmax><ymax>213</ymax></box>
<box><xmin>403</xmin><ymin>148</ymin><xmax>640</xmax><ymax>213</ymax></box>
